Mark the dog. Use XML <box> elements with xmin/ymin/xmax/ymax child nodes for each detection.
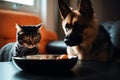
<box><xmin>58</xmin><ymin>0</ymin><xmax>119</xmax><ymax>61</ymax></box>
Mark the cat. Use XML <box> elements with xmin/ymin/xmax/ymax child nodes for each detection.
<box><xmin>0</xmin><ymin>24</ymin><xmax>42</xmax><ymax>62</ymax></box>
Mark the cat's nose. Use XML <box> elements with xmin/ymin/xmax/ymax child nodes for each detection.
<box><xmin>29</xmin><ymin>41</ymin><xmax>34</xmax><ymax>45</ymax></box>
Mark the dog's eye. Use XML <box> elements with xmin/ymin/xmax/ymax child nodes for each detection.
<box><xmin>74</xmin><ymin>22</ymin><xmax>87</xmax><ymax>32</ymax></box>
<box><xmin>65</xmin><ymin>23</ymin><xmax>69</xmax><ymax>28</ymax></box>
<box><xmin>74</xmin><ymin>22</ymin><xmax>87</xmax><ymax>28</ymax></box>
<box><xmin>65</xmin><ymin>23</ymin><xmax>71</xmax><ymax>32</ymax></box>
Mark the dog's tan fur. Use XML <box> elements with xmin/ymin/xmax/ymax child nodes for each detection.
<box><xmin>58</xmin><ymin>0</ymin><xmax>109</xmax><ymax>61</ymax></box>
<box><xmin>64</xmin><ymin>13</ymin><xmax>98</xmax><ymax>59</ymax></box>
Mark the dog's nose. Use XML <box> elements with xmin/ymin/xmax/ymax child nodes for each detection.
<box><xmin>64</xmin><ymin>35</ymin><xmax>83</xmax><ymax>46</ymax></box>
<box><xmin>64</xmin><ymin>38</ymin><xmax>73</xmax><ymax>46</ymax></box>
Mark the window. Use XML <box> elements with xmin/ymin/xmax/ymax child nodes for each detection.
<box><xmin>4</xmin><ymin>0</ymin><xmax>34</xmax><ymax>6</ymax></box>
<box><xmin>0</xmin><ymin>0</ymin><xmax>40</xmax><ymax>14</ymax></box>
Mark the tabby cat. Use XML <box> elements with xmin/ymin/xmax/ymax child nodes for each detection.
<box><xmin>0</xmin><ymin>24</ymin><xmax>42</xmax><ymax>61</ymax></box>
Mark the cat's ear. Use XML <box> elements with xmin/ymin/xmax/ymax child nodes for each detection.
<box><xmin>36</xmin><ymin>23</ymin><xmax>42</xmax><ymax>30</ymax></box>
<box><xmin>16</xmin><ymin>24</ymin><xmax>22</xmax><ymax>32</ymax></box>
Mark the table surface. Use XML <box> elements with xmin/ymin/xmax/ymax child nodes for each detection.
<box><xmin>0</xmin><ymin>61</ymin><xmax>120</xmax><ymax>80</ymax></box>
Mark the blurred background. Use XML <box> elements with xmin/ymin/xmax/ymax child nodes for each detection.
<box><xmin>0</xmin><ymin>0</ymin><xmax>120</xmax><ymax>40</ymax></box>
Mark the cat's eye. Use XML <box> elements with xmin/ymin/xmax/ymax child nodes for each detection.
<box><xmin>34</xmin><ymin>38</ymin><xmax>40</xmax><ymax>43</ymax></box>
<box><xmin>21</xmin><ymin>40</ymin><xmax>28</xmax><ymax>43</ymax></box>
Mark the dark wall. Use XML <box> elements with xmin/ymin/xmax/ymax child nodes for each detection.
<box><xmin>102</xmin><ymin>0</ymin><xmax>120</xmax><ymax>23</ymax></box>
<box><xmin>92</xmin><ymin>0</ymin><xmax>120</xmax><ymax>23</ymax></box>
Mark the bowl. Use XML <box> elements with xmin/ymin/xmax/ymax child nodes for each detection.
<box><xmin>12</xmin><ymin>54</ymin><xmax>78</xmax><ymax>73</ymax></box>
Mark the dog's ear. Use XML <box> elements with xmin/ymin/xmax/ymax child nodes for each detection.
<box><xmin>58</xmin><ymin>0</ymin><xmax>72</xmax><ymax>19</ymax></box>
<box><xmin>78</xmin><ymin>0</ymin><xmax>94</xmax><ymax>17</ymax></box>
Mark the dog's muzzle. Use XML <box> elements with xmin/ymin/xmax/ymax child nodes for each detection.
<box><xmin>64</xmin><ymin>35</ymin><xmax>83</xmax><ymax>46</ymax></box>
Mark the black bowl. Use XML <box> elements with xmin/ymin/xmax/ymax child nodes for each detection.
<box><xmin>12</xmin><ymin>54</ymin><xmax>78</xmax><ymax>73</ymax></box>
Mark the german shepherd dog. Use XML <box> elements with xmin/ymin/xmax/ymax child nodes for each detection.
<box><xmin>58</xmin><ymin>0</ymin><xmax>118</xmax><ymax>61</ymax></box>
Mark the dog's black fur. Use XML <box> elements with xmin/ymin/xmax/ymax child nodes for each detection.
<box><xmin>58</xmin><ymin>0</ymin><xmax>119</xmax><ymax>61</ymax></box>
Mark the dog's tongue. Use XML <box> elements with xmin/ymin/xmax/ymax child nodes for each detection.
<box><xmin>64</xmin><ymin>36</ymin><xmax>82</xmax><ymax>46</ymax></box>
